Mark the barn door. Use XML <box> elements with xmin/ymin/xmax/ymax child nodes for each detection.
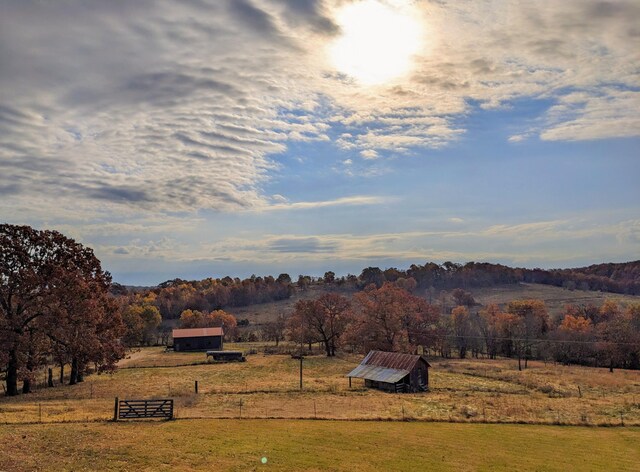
<box><xmin>418</xmin><ymin>367</ymin><xmax>427</xmax><ymax>390</ymax></box>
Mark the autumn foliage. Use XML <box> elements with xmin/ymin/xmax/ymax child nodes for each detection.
<box><xmin>179</xmin><ymin>309</ymin><xmax>238</xmax><ymax>339</ymax></box>
<box><xmin>0</xmin><ymin>224</ymin><xmax>124</xmax><ymax>396</ymax></box>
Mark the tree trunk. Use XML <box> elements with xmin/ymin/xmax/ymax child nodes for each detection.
<box><xmin>48</xmin><ymin>368</ymin><xmax>54</xmax><ymax>387</ymax></box>
<box><xmin>69</xmin><ymin>358</ymin><xmax>78</xmax><ymax>385</ymax></box>
<box><xmin>59</xmin><ymin>363</ymin><xmax>64</xmax><ymax>384</ymax></box>
<box><xmin>22</xmin><ymin>377</ymin><xmax>31</xmax><ymax>394</ymax></box>
<box><xmin>6</xmin><ymin>350</ymin><xmax>19</xmax><ymax>396</ymax></box>
<box><xmin>324</xmin><ymin>339</ymin><xmax>331</xmax><ymax>357</ymax></box>
<box><xmin>518</xmin><ymin>354</ymin><xmax>522</xmax><ymax>371</ymax></box>
<box><xmin>22</xmin><ymin>353</ymin><xmax>36</xmax><ymax>394</ymax></box>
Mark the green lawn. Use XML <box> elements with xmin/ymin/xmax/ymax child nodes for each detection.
<box><xmin>0</xmin><ymin>420</ymin><xmax>638</xmax><ymax>471</ymax></box>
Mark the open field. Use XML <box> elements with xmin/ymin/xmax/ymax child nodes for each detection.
<box><xmin>227</xmin><ymin>283</ymin><xmax>640</xmax><ymax>327</ymax></box>
<box><xmin>2</xmin><ymin>347</ymin><xmax>639</xmax><ymax>426</ymax></box>
<box><xmin>0</xmin><ymin>419</ymin><xmax>638</xmax><ymax>471</ymax></box>
<box><xmin>470</xmin><ymin>283</ymin><xmax>640</xmax><ymax>319</ymax></box>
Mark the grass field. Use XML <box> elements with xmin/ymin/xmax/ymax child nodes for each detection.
<box><xmin>469</xmin><ymin>283</ymin><xmax>640</xmax><ymax>319</ymax></box>
<box><xmin>2</xmin><ymin>347</ymin><xmax>639</xmax><ymax>426</ymax></box>
<box><xmin>0</xmin><ymin>419</ymin><xmax>638</xmax><ymax>471</ymax></box>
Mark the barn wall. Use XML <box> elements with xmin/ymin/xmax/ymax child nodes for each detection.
<box><xmin>408</xmin><ymin>358</ymin><xmax>429</xmax><ymax>392</ymax></box>
<box><xmin>174</xmin><ymin>336</ymin><xmax>222</xmax><ymax>351</ymax></box>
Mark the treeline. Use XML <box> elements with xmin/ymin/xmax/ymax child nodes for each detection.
<box><xmin>114</xmin><ymin>274</ymin><xmax>294</xmax><ymax>320</ymax></box>
<box><xmin>356</xmin><ymin>261</ymin><xmax>640</xmax><ymax>294</ymax></box>
<box><xmin>265</xmin><ymin>283</ymin><xmax>640</xmax><ymax>371</ymax></box>
<box><xmin>114</xmin><ymin>260</ymin><xmax>640</xmax><ymax>331</ymax></box>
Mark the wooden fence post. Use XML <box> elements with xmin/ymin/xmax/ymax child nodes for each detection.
<box><xmin>195</xmin><ymin>380</ymin><xmax>198</xmax><ymax>394</ymax></box>
<box><xmin>113</xmin><ymin>397</ymin><xmax>119</xmax><ymax>422</ymax></box>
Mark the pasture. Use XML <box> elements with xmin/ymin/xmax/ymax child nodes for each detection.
<box><xmin>1</xmin><ymin>347</ymin><xmax>639</xmax><ymax>426</ymax></box>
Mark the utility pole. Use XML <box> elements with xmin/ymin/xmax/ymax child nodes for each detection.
<box><xmin>299</xmin><ymin>355</ymin><xmax>304</xmax><ymax>390</ymax></box>
<box><xmin>299</xmin><ymin>310</ymin><xmax>304</xmax><ymax>390</ymax></box>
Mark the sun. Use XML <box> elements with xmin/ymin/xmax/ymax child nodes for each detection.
<box><xmin>329</xmin><ymin>0</ymin><xmax>423</xmax><ymax>86</ymax></box>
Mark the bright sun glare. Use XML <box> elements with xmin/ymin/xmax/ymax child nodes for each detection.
<box><xmin>329</xmin><ymin>0</ymin><xmax>423</xmax><ymax>86</ymax></box>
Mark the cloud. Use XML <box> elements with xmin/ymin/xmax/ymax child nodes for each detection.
<box><xmin>268</xmin><ymin>237</ymin><xmax>338</xmax><ymax>253</ymax></box>
<box><xmin>540</xmin><ymin>88</ymin><xmax>640</xmax><ymax>141</ymax></box>
<box><xmin>360</xmin><ymin>149</ymin><xmax>378</xmax><ymax>159</ymax></box>
<box><xmin>1</xmin><ymin>0</ymin><xmax>638</xmax><ymax>266</ymax></box>
<box><xmin>260</xmin><ymin>195</ymin><xmax>390</xmax><ymax>211</ymax></box>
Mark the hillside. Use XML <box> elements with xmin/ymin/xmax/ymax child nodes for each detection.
<box><xmin>227</xmin><ymin>282</ymin><xmax>640</xmax><ymax>328</ymax></box>
<box><xmin>469</xmin><ymin>283</ymin><xmax>640</xmax><ymax>320</ymax></box>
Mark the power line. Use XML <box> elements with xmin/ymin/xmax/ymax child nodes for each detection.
<box><xmin>403</xmin><ymin>330</ymin><xmax>639</xmax><ymax>347</ymax></box>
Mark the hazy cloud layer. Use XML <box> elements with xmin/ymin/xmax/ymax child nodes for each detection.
<box><xmin>90</xmin><ymin>213</ymin><xmax>640</xmax><ymax>283</ymax></box>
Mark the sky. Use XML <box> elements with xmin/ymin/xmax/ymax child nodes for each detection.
<box><xmin>1</xmin><ymin>0</ymin><xmax>639</xmax><ymax>285</ymax></box>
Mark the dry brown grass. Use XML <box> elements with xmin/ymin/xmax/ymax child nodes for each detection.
<box><xmin>470</xmin><ymin>283</ymin><xmax>640</xmax><ymax>319</ymax></box>
<box><xmin>2</xmin><ymin>347</ymin><xmax>639</xmax><ymax>426</ymax></box>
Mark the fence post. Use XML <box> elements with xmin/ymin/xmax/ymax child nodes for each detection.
<box><xmin>239</xmin><ymin>399</ymin><xmax>243</xmax><ymax>418</ymax></box>
<box><xmin>113</xmin><ymin>397</ymin><xmax>119</xmax><ymax>422</ymax></box>
<box><xmin>38</xmin><ymin>403</ymin><xmax>42</xmax><ymax>423</ymax></box>
<box><xmin>195</xmin><ymin>380</ymin><xmax>198</xmax><ymax>394</ymax></box>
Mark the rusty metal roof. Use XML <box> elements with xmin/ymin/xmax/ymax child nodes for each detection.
<box><xmin>346</xmin><ymin>350</ymin><xmax>430</xmax><ymax>383</ymax></box>
<box><xmin>172</xmin><ymin>327</ymin><xmax>224</xmax><ymax>338</ymax></box>
<box><xmin>361</xmin><ymin>350</ymin><xmax>431</xmax><ymax>370</ymax></box>
<box><xmin>346</xmin><ymin>364</ymin><xmax>409</xmax><ymax>383</ymax></box>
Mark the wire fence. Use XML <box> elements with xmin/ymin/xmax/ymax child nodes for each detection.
<box><xmin>1</xmin><ymin>389</ymin><xmax>637</xmax><ymax>427</ymax></box>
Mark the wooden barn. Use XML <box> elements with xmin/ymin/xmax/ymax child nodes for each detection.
<box><xmin>172</xmin><ymin>327</ymin><xmax>224</xmax><ymax>352</ymax></box>
<box><xmin>347</xmin><ymin>350</ymin><xmax>430</xmax><ymax>393</ymax></box>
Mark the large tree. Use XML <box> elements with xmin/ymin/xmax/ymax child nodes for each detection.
<box><xmin>290</xmin><ymin>293</ymin><xmax>351</xmax><ymax>356</ymax></box>
<box><xmin>0</xmin><ymin>224</ymin><xmax>124</xmax><ymax>395</ymax></box>
<box><xmin>349</xmin><ymin>282</ymin><xmax>438</xmax><ymax>353</ymax></box>
<box><xmin>506</xmin><ymin>299</ymin><xmax>550</xmax><ymax>369</ymax></box>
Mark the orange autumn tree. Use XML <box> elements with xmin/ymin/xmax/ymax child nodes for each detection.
<box><xmin>506</xmin><ymin>299</ymin><xmax>550</xmax><ymax>370</ymax></box>
<box><xmin>552</xmin><ymin>305</ymin><xmax>595</xmax><ymax>365</ymax></box>
<box><xmin>347</xmin><ymin>282</ymin><xmax>438</xmax><ymax>353</ymax></box>
<box><xmin>179</xmin><ymin>309</ymin><xmax>238</xmax><ymax>340</ymax></box>
<box><xmin>477</xmin><ymin>304</ymin><xmax>504</xmax><ymax>359</ymax></box>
